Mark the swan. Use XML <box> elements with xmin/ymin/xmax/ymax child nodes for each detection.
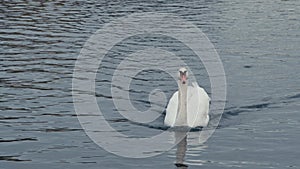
<box><xmin>164</xmin><ymin>67</ymin><xmax>210</xmax><ymax>128</ymax></box>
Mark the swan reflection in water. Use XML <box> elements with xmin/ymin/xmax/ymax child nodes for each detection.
<box><xmin>172</xmin><ymin>128</ymin><xmax>207</xmax><ymax>168</ymax></box>
<box><xmin>174</xmin><ymin>130</ymin><xmax>188</xmax><ymax>169</ymax></box>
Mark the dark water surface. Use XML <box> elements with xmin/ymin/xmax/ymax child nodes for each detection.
<box><xmin>1</xmin><ymin>0</ymin><xmax>299</xmax><ymax>168</ymax></box>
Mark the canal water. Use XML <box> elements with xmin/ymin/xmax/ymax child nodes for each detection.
<box><xmin>0</xmin><ymin>0</ymin><xmax>299</xmax><ymax>168</ymax></box>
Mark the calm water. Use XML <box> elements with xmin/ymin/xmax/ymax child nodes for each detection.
<box><xmin>1</xmin><ymin>0</ymin><xmax>299</xmax><ymax>168</ymax></box>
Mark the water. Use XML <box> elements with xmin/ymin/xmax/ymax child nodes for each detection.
<box><xmin>1</xmin><ymin>0</ymin><xmax>299</xmax><ymax>168</ymax></box>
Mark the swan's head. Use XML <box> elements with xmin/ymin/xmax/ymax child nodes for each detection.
<box><xmin>178</xmin><ymin>67</ymin><xmax>188</xmax><ymax>84</ymax></box>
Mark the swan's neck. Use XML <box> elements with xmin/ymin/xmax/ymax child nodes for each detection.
<box><xmin>176</xmin><ymin>80</ymin><xmax>188</xmax><ymax>126</ymax></box>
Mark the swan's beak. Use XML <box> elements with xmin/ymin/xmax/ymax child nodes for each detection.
<box><xmin>181</xmin><ymin>74</ymin><xmax>187</xmax><ymax>84</ymax></box>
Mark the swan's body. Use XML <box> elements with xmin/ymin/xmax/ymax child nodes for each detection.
<box><xmin>164</xmin><ymin>68</ymin><xmax>210</xmax><ymax>128</ymax></box>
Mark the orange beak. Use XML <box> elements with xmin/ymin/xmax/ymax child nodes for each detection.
<box><xmin>181</xmin><ymin>74</ymin><xmax>187</xmax><ymax>84</ymax></box>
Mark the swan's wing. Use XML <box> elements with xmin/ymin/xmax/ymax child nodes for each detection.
<box><xmin>164</xmin><ymin>91</ymin><xmax>178</xmax><ymax>127</ymax></box>
<box><xmin>187</xmin><ymin>82</ymin><xmax>210</xmax><ymax>127</ymax></box>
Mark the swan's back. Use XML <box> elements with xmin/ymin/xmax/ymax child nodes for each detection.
<box><xmin>164</xmin><ymin>82</ymin><xmax>210</xmax><ymax>128</ymax></box>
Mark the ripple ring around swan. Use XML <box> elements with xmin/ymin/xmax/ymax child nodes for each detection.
<box><xmin>72</xmin><ymin>12</ymin><xmax>226</xmax><ymax>158</ymax></box>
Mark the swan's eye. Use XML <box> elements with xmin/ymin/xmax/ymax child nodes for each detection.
<box><xmin>184</xmin><ymin>71</ymin><xmax>188</xmax><ymax>78</ymax></box>
<box><xmin>180</xmin><ymin>71</ymin><xmax>187</xmax><ymax>76</ymax></box>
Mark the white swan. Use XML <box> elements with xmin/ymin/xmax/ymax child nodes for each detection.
<box><xmin>164</xmin><ymin>67</ymin><xmax>210</xmax><ymax>128</ymax></box>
